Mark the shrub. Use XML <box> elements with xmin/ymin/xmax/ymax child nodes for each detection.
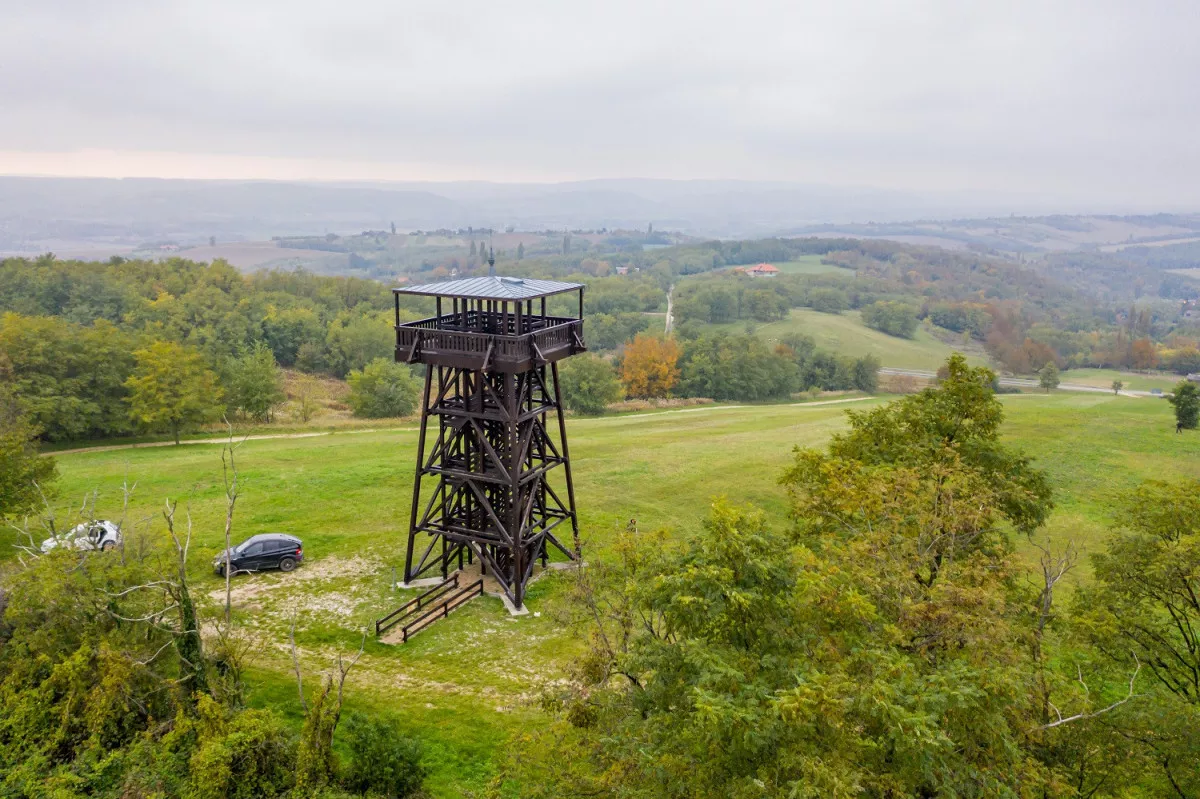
<box><xmin>185</xmin><ymin>696</ymin><xmax>296</xmax><ymax>799</ymax></box>
<box><xmin>346</xmin><ymin>359</ymin><xmax>420</xmax><ymax>418</ymax></box>
<box><xmin>559</xmin><ymin>354</ymin><xmax>624</xmax><ymax>415</ymax></box>
<box><xmin>340</xmin><ymin>712</ymin><xmax>426</xmax><ymax>798</ymax></box>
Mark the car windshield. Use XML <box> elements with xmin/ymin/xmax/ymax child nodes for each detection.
<box><xmin>235</xmin><ymin>540</ymin><xmax>253</xmax><ymax>553</ymax></box>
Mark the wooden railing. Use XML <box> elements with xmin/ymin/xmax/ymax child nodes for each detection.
<box><xmin>396</xmin><ymin>318</ymin><xmax>584</xmax><ymax>372</ymax></box>
<box><xmin>373</xmin><ymin>574</ymin><xmax>486</xmax><ymax>643</ymax></box>
<box><xmin>397</xmin><ymin>579</ymin><xmax>484</xmax><ymax>643</ymax></box>
<box><xmin>401</xmin><ymin>311</ymin><xmax>575</xmax><ymax>336</ymax></box>
<box><xmin>375</xmin><ymin>573</ymin><xmax>460</xmax><ymax>636</ymax></box>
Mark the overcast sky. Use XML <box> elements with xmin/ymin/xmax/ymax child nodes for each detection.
<box><xmin>1</xmin><ymin>0</ymin><xmax>1197</xmax><ymax>208</ymax></box>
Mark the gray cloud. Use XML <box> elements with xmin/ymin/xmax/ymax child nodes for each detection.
<box><xmin>2</xmin><ymin>0</ymin><xmax>1198</xmax><ymax>208</ymax></box>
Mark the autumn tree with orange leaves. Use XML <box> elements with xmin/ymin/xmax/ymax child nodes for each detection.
<box><xmin>1130</xmin><ymin>338</ymin><xmax>1158</xmax><ymax>370</ymax></box>
<box><xmin>619</xmin><ymin>333</ymin><xmax>680</xmax><ymax>398</ymax></box>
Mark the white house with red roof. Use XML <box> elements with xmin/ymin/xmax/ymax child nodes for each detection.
<box><xmin>747</xmin><ymin>263</ymin><xmax>779</xmax><ymax>277</ymax></box>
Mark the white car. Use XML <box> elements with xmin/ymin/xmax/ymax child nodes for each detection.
<box><xmin>40</xmin><ymin>520</ymin><xmax>122</xmax><ymax>553</ymax></box>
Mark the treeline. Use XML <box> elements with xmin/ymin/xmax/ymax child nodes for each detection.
<box><xmin>0</xmin><ymin>255</ymin><xmax>399</xmax><ymax>374</ymax></box>
<box><xmin>502</xmin><ymin>358</ymin><xmax>1200</xmax><ymax>797</ymax></box>
<box><xmin>559</xmin><ymin>330</ymin><xmax>880</xmax><ymax>414</ymax></box>
<box><xmin>0</xmin><ymin>256</ymin><xmax>431</xmax><ymax>441</ymax></box>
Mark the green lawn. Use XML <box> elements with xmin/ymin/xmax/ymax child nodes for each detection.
<box><xmin>707</xmin><ymin>308</ymin><xmax>985</xmax><ymax>371</ymax></box>
<box><xmin>1059</xmin><ymin>367</ymin><xmax>1185</xmax><ymax>392</ymax></box>
<box><xmin>18</xmin><ymin>393</ymin><xmax>1200</xmax><ymax>796</ymax></box>
<box><xmin>768</xmin><ymin>256</ymin><xmax>851</xmax><ymax>275</ymax></box>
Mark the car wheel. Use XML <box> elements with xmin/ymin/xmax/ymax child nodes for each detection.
<box><xmin>279</xmin><ymin>556</ymin><xmax>297</xmax><ymax>573</ymax></box>
<box><xmin>101</xmin><ymin>541</ymin><xmax>116</xmax><ymax>552</ymax></box>
<box><xmin>217</xmin><ymin>565</ymin><xmax>226</xmax><ymax>578</ymax></box>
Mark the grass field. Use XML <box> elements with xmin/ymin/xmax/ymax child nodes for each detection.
<box><xmin>17</xmin><ymin>393</ymin><xmax>1200</xmax><ymax>796</ymax></box>
<box><xmin>1060</xmin><ymin>367</ymin><xmax>1185</xmax><ymax>392</ymax></box>
<box><xmin>707</xmin><ymin>308</ymin><xmax>986</xmax><ymax>371</ymax></box>
<box><xmin>768</xmin><ymin>256</ymin><xmax>851</xmax><ymax>275</ymax></box>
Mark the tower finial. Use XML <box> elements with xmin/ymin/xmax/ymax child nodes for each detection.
<box><xmin>487</xmin><ymin>245</ymin><xmax>495</xmax><ymax>277</ymax></box>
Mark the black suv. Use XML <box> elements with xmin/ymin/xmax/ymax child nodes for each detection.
<box><xmin>214</xmin><ymin>534</ymin><xmax>303</xmax><ymax>576</ymax></box>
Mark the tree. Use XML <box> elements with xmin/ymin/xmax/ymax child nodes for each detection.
<box><xmin>852</xmin><ymin>353</ymin><xmax>880</xmax><ymax>392</ymax></box>
<box><xmin>587</xmin><ymin>312</ymin><xmax>651</xmax><ymax>351</ymax></box>
<box><xmin>125</xmin><ymin>341</ymin><xmax>224</xmax><ymax>444</ymax></box>
<box><xmin>1166</xmin><ymin>347</ymin><xmax>1200</xmax><ymax>375</ymax></box>
<box><xmin>828</xmin><ymin>354</ymin><xmax>1053</xmax><ymax>533</ymax></box>
<box><xmin>390</xmin><ymin>221</ymin><xmax>396</xmax><ymax>235</ymax></box>
<box><xmin>1112</xmin><ymin>379</ymin><xmax>1123</xmax><ymax>394</ymax></box>
<box><xmin>347</xmin><ymin>358</ymin><xmax>420</xmax><ymax>418</ymax></box>
<box><xmin>326</xmin><ymin>312</ymin><xmax>394</xmax><ymax>377</ymax></box>
<box><xmin>1039</xmin><ymin>361</ymin><xmax>1060</xmax><ymax>392</ymax></box>
<box><xmin>227</xmin><ymin>342</ymin><xmax>285</xmax><ymax>422</ymax></box>
<box><xmin>292</xmin><ymin>373</ymin><xmax>321</xmax><ymax>422</ymax></box>
<box><xmin>469</xmin><ymin>240</ymin><xmax>477</xmax><ymax>258</ymax></box>
<box><xmin>209</xmin><ymin>235</ymin><xmax>216</xmax><ymax>247</ymax></box>
<box><xmin>1130</xmin><ymin>338</ymin><xmax>1158</xmax><ymax>370</ymax></box>
<box><xmin>562</xmin><ymin>234</ymin><xmax>571</xmax><ymax>255</ymax></box>
<box><xmin>860</xmin><ymin>300</ymin><xmax>919</xmax><ymax>338</ymax></box>
<box><xmin>676</xmin><ymin>333</ymin><xmax>797</xmax><ymax>401</ymax></box>
<box><xmin>1168</xmin><ymin>379</ymin><xmax>1199</xmax><ymax>429</ymax></box>
<box><xmin>1075</xmin><ymin>479</ymin><xmax>1200</xmax><ymax>794</ymax></box>
<box><xmin>263</xmin><ymin>306</ymin><xmax>325</xmax><ymax>367</ymax></box>
<box><xmin>0</xmin><ymin>386</ymin><xmax>57</xmax><ymax>519</ymax></box>
<box><xmin>0</xmin><ymin>313</ymin><xmax>136</xmax><ymax>441</ymax></box>
<box><xmin>619</xmin><ymin>334</ymin><xmax>680</xmax><ymax>399</ymax></box>
<box><xmin>558</xmin><ymin>354</ymin><xmax>623</xmax><ymax>415</ymax></box>
<box><xmin>806</xmin><ymin>287</ymin><xmax>849</xmax><ymax>313</ymax></box>
<box><xmin>517</xmin><ymin>242</ymin><xmax>525</xmax><ymax>261</ymax></box>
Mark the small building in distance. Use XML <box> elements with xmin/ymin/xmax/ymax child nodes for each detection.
<box><xmin>746</xmin><ymin>263</ymin><xmax>780</xmax><ymax>278</ymax></box>
<box><xmin>1188</xmin><ymin>373</ymin><xmax>1200</xmax><ymax>383</ymax></box>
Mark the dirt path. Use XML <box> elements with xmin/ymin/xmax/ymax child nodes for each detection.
<box><xmin>605</xmin><ymin>395</ymin><xmax>875</xmax><ymax>420</ymax></box>
<box><xmin>664</xmin><ymin>284</ymin><xmax>674</xmax><ymax>335</ymax></box>
<box><xmin>48</xmin><ymin>397</ymin><xmax>875</xmax><ymax>457</ymax></box>
<box><xmin>47</xmin><ymin>426</ymin><xmax>417</xmax><ymax>456</ymax></box>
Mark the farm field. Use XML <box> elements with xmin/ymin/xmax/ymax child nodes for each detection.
<box><xmin>20</xmin><ymin>393</ymin><xmax>1200</xmax><ymax>796</ymax></box>
<box><xmin>165</xmin><ymin>241</ymin><xmax>348</xmax><ymax>271</ymax></box>
<box><xmin>706</xmin><ymin>307</ymin><xmax>986</xmax><ymax>371</ymax></box>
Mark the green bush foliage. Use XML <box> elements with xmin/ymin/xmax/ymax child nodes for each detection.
<box><xmin>859</xmin><ymin>299</ymin><xmax>919</xmax><ymax>338</ymax></box>
<box><xmin>559</xmin><ymin>354</ymin><xmax>624</xmax><ymax>415</ymax></box>
<box><xmin>347</xmin><ymin>359</ymin><xmax>421</xmax><ymax>418</ymax></box>
<box><xmin>1168</xmin><ymin>379</ymin><xmax>1200</xmax><ymax>428</ymax></box>
<box><xmin>341</xmin><ymin>712</ymin><xmax>427</xmax><ymax>798</ymax></box>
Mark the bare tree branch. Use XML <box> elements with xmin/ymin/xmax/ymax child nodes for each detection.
<box><xmin>221</xmin><ymin>418</ymin><xmax>248</xmax><ymax>627</ymax></box>
<box><xmin>134</xmin><ymin>637</ymin><xmax>178</xmax><ymax>667</ymax></box>
<box><xmin>1035</xmin><ymin>655</ymin><xmax>1143</xmax><ymax>730</ymax></box>
<box><xmin>290</xmin><ymin>613</ymin><xmax>308</xmax><ymax>712</ymax></box>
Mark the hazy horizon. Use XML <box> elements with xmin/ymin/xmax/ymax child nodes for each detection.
<box><xmin>3</xmin><ymin>1</ymin><xmax>1199</xmax><ymax>210</ymax></box>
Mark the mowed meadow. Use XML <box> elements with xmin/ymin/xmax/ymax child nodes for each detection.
<box><xmin>13</xmin><ymin>393</ymin><xmax>1200</xmax><ymax>795</ymax></box>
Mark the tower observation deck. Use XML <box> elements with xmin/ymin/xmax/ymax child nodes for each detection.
<box><xmin>393</xmin><ymin>275</ymin><xmax>586</xmax><ymax>609</ymax></box>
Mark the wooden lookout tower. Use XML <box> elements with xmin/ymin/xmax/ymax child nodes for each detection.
<box><xmin>393</xmin><ymin>272</ymin><xmax>586</xmax><ymax>609</ymax></box>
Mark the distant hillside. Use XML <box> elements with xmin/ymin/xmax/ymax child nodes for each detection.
<box><xmin>784</xmin><ymin>213</ymin><xmax>1200</xmax><ymax>255</ymax></box>
<box><xmin>1</xmin><ymin>176</ymin><xmax>1162</xmax><ymax>254</ymax></box>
